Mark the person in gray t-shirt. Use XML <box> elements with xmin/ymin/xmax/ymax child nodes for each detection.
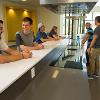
<box><xmin>87</xmin><ymin>16</ymin><xmax>100</xmax><ymax>79</ymax></box>
<box><xmin>0</xmin><ymin>20</ymin><xmax>32</xmax><ymax>64</ymax></box>
<box><xmin>16</xmin><ymin>17</ymin><xmax>44</xmax><ymax>51</ymax></box>
<box><xmin>93</xmin><ymin>27</ymin><xmax>100</xmax><ymax>48</ymax></box>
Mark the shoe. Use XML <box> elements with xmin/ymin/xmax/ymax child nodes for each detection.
<box><xmin>86</xmin><ymin>63</ymin><xmax>90</xmax><ymax>66</ymax></box>
<box><xmin>93</xmin><ymin>74</ymin><xmax>99</xmax><ymax>78</ymax></box>
<box><xmin>88</xmin><ymin>75</ymin><xmax>94</xmax><ymax>80</ymax></box>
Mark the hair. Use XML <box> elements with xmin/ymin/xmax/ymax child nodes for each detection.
<box><xmin>86</xmin><ymin>22</ymin><xmax>91</xmax><ymax>25</ymax></box>
<box><xmin>39</xmin><ymin>25</ymin><xmax>45</xmax><ymax>31</ymax></box>
<box><xmin>95</xmin><ymin>16</ymin><xmax>100</xmax><ymax>23</ymax></box>
<box><xmin>50</xmin><ymin>26</ymin><xmax>57</xmax><ymax>33</ymax></box>
<box><xmin>22</xmin><ymin>17</ymin><xmax>33</xmax><ymax>25</ymax></box>
<box><xmin>0</xmin><ymin>20</ymin><xmax>3</xmax><ymax>24</ymax></box>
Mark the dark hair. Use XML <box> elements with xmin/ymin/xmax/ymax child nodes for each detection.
<box><xmin>50</xmin><ymin>26</ymin><xmax>57</xmax><ymax>33</ymax></box>
<box><xmin>95</xmin><ymin>16</ymin><xmax>100</xmax><ymax>23</ymax></box>
<box><xmin>86</xmin><ymin>22</ymin><xmax>91</xmax><ymax>25</ymax></box>
<box><xmin>0</xmin><ymin>20</ymin><xmax>3</xmax><ymax>24</ymax></box>
<box><xmin>23</xmin><ymin>17</ymin><xmax>33</xmax><ymax>25</ymax></box>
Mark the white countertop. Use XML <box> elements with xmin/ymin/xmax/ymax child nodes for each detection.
<box><xmin>0</xmin><ymin>39</ymin><xmax>68</xmax><ymax>94</ymax></box>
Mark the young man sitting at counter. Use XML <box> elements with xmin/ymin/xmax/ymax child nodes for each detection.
<box><xmin>36</xmin><ymin>23</ymin><xmax>54</xmax><ymax>44</ymax></box>
<box><xmin>0</xmin><ymin>20</ymin><xmax>32</xmax><ymax>64</ymax></box>
<box><xmin>16</xmin><ymin>17</ymin><xmax>44</xmax><ymax>51</ymax></box>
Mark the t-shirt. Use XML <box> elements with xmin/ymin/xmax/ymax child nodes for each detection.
<box><xmin>0</xmin><ymin>39</ymin><xmax>8</xmax><ymax>50</ymax></box>
<box><xmin>87</xmin><ymin>28</ymin><xmax>94</xmax><ymax>47</ymax></box>
<box><xmin>36</xmin><ymin>31</ymin><xmax>47</xmax><ymax>44</ymax></box>
<box><xmin>16</xmin><ymin>31</ymin><xmax>35</xmax><ymax>47</ymax></box>
<box><xmin>49</xmin><ymin>32</ymin><xmax>57</xmax><ymax>38</ymax></box>
<box><xmin>93</xmin><ymin>26</ymin><xmax>100</xmax><ymax>48</ymax></box>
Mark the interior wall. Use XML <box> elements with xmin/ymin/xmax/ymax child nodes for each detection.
<box><xmin>6</xmin><ymin>7</ymin><xmax>37</xmax><ymax>42</ymax></box>
<box><xmin>92</xmin><ymin>6</ymin><xmax>100</xmax><ymax>12</ymax></box>
<box><xmin>0</xmin><ymin>0</ymin><xmax>8</xmax><ymax>42</ymax></box>
<box><xmin>0</xmin><ymin>1</ymin><xmax>3</xmax><ymax>21</ymax></box>
<box><xmin>37</xmin><ymin>7</ymin><xmax>60</xmax><ymax>34</ymax></box>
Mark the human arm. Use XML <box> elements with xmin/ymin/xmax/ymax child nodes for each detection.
<box><xmin>0</xmin><ymin>53</ymin><xmax>23</xmax><ymax>64</ymax></box>
<box><xmin>0</xmin><ymin>47</ymin><xmax>32</xmax><ymax>63</ymax></box>
<box><xmin>0</xmin><ymin>39</ymin><xmax>31</xmax><ymax>64</ymax></box>
<box><xmin>41</xmin><ymin>36</ymin><xmax>54</xmax><ymax>42</ymax></box>
<box><xmin>82</xmin><ymin>33</ymin><xmax>90</xmax><ymax>46</ymax></box>
<box><xmin>19</xmin><ymin>43</ymin><xmax>44</xmax><ymax>51</ymax></box>
<box><xmin>0</xmin><ymin>47</ymin><xmax>32</xmax><ymax>64</ymax></box>
<box><xmin>0</xmin><ymin>51</ymin><xmax>32</xmax><ymax>64</ymax></box>
<box><xmin>87</xmin><ymin>35</ymin><xmax>98</xmax><ymax>53</ymax></box>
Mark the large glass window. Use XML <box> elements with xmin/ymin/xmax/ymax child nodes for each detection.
<box><xmin>60</xmin><ymin>12</ymin><xmax>100</xmax><ymax>35</ymax></box>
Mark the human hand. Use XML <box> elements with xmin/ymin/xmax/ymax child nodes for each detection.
<box><xmin>22</xmin><ymin>51</ymin><xmax>32</xmax><ymax>59</ymax></box>
<box><xmin>54</xmin><ymin>37</ymin><xmax>60</xmax><ymax>40</ymax></box>
<box><xmin>20</xmin><ymin>45</ymin><xmax>31</xmax><ymax>51</ymax></box>
<box><xmin>81</xmin><ymin>42</ymin><xmax>84</xmax><ymax>47</ymax></box>
<box><xmin>0</xmin><ymin>55</ymin><xmax>7</xmax><ymax>63</ymax></box>
<box><xmin>87</xmin><ymin>48</ymin><xmax>91</xmax><ymax>54</ymax></box>
<box><xmin>37</xmin><ymin>44</ymin><xmax>44</xmax><ymax>49</ymax></box>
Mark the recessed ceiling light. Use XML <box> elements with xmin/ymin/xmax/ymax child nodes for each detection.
<box><xmin>11</xmin><ymin>0</ymin><xmax>27</xmax><ymax>1</ymax></box>
<box><xmin>21</xmin><ymin>0</ymin><xmax>27</xmax><ymax>1</ymax></box>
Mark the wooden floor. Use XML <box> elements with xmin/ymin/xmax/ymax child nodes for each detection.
<box><xmin>88</xmin><ymin>78</ymin><xmax>100</xmax><ymax>100</ymax></box>
<box><xmin>15</xmin><ymin>67</ymin><xmax>91</xmax><ymax>100</ymax></box>
<box><xmin>15</xmin><ymin>45</ymin><xmax>100</xmax><ymax>100</ymax></box>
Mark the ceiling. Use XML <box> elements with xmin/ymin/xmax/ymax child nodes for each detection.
<box><xmin>40</xmin><ymin>0</ymin><xmax>98</xmax><ymax>14</ymax></box>
<box><xmin>3</xmin><ymin>0</ymin><xmax>99</xmax><ymax>14</ymax></box>
<box><xmin>4</xmin><ymin>0</ymin><xmax>40</xmax><ymax>8</ymax></box>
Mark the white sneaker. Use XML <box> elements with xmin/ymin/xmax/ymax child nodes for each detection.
<box><xmin>88</xmin><ymin>75</ymin><xmax>94</xmax><ymax>80</ymax></box>
<box><xmin>93</xmin><ymin>74</ymin><xmax>99</xmax><ymax>78</ymax></box>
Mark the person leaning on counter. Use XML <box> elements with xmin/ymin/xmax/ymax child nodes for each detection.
<box><xmin>16</xmin><ymin>17</ymin><xmax>44</xmax><ymax>51</ymax></box>
<box><xmin>49</xmin><ymin>26</ymin><xmax>61</xmax><ymax>40</ymax></box>
<box><xmin>36</xmin><ymin>23</ymin><xmax>53</xmax><ymax>44</ymax></box>
<box><xmin>0</xmin><ymin>20</ymin><xmax>32</xmax><ymax>64</ymax></box>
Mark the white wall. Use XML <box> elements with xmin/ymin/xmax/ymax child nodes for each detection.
<box><xmin>91</xmin><ymin>6</ymin><xmax>100</xmax><ymax>12</ymax></box>
<box><xmin>0</xmin><ymin>0</ymin><xmax>8</xmax><ymax>42</ymax></box>
<box><xmin>0</xmin><ymin>0</ymin><xmax>3</xmax><ymax>20</ymax></box>
<box><xmin>37</xmin><ymin>7</ymin><xmax>60</xmax><ymax>34</ymax></box>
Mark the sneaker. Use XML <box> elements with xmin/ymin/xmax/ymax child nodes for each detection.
<box><xmin>88</xmin><ymin>75</ymin><xmax>94</xmax><ymax>80</ymax></box>
<box><xmin>86</xmin><ymin>63</ymin><xmax>90</xmax><ymax>66</ymax></box>
<box><xmin>93</xmin><ymin>74</ymin><xmax>99</xmax><ymax>78</ymax></box>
